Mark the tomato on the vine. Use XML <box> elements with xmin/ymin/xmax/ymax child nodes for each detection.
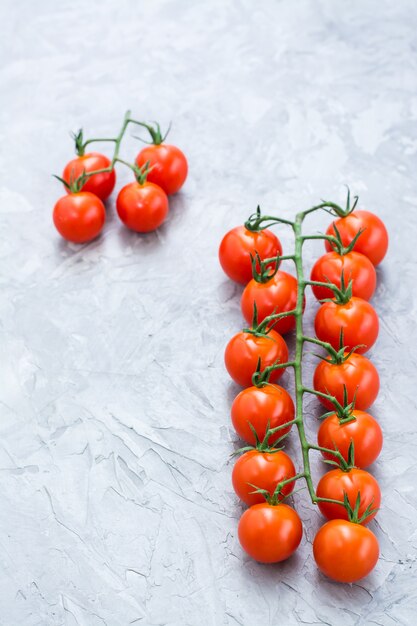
<box><xmin>314</xmin><ymin>352</ymin><xmax>380</xmax><ymax>410</ymax></box>
<box><xmin>241</xmin><ymin>270</ymin><xmax>300</xmax><ymax>334</ymax></box>
<box><xmin>219</xmin><ymin>226</ymin><xmax>282</xmax><ymax>284</ymax></box>
<box><xmin>318</xmin><ymin>410</ymin><xmax>383</xmax><ymax>468</ymax></box>
<box><xmin>117</xmin><ymin>181</ymin><xmax>169</xmax><ymax>232</ymax></box>
<box><xmin>315</xmin><ymin>297</ymin><xmax>379</xmax><ymax>354</ymax></box>
<box><xmin>316</xmin><ymin>467</ymin><xmax>381</xmax><ymax>524</ymax></box>
<box><xmin>62</xmin><ymin>153</ymin><xmax>116</xmax><ymax>201</ymax></box>
<box><xmin>231</xmin><ymin>384</ymin><xmax>294</xmax><ymax>445</ymax></box>
<box><xmin>53</xmin><ymin>192</ymin><xmax>105</xmax><ymax>243</ymax></box>
<box><xmin>224</xmin><ymin>329</ymin><xmax>288</xmax><ymax>387</ymax></box>
<box><xmin>232</xmin><ymin>449</ymin><xmax>296</xmax><ymax>506</ymax></box>
<box><xmin>238</xmin><ymin>502</ymin><xmax>302</xmax><ymax>563</ymax></box>
<box><xmin>310</xmin><ymin>251</ymin><xmax>376</xmax><ymax>301</ymax></box>
<box><xmin>326</xmin><ymin>210</ymin><xmax>388</xmax><ymax>266</ymax></box>
<box><xmin>135</xmin><ymin>144</ymin><xmax>187</xmax><ymax>195</ymax></box>
<box><xmin>313</xmin><ymin>520</ymin><xmax>379</xmax><ymax>582</ymax></box>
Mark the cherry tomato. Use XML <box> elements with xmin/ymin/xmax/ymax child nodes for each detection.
<box><xmin>231</xmin><ymin>384</ymin><xmax>294</xmax><ymax>445</ymax></box>
<box><xmin>232</xmin><ymin>449</ymin><xmax>296</xmax><ymax>506</ymax></box>
<box><xmin>238</xmin><ymin>502</ymin><xmax>302</xmax><ymax>563</ymax></box>
<box><xmin>310</xmin><ymin>251</ymin><xmax>376</xmax><ymax>301</ymax></box>
<box><xmin>135</xmin><ymin>144</ymin><xmax>187</xmax><ymax>195</ymax></box>
<box><xmin>318</xmin><ymin>410</ymin><xmax>383</xmax><ymax>468</ymax></box>
<box><xmin>314</xmin><ymin>297</ymin><xmax>379</xmax><ymax>354</ymax></box>
<box><xmin>62</xmin><ymin>153</ymin><xmax>116</xmax><ymax>201</ymax></box>
<box><xmin>313</xmin><ymin>520</ymin><xmax>379</xmax><ymax>582</ymax></box>
<box><xmin>326</xmin><ymin>210</ymin><xmax>388</xmax><ymax>266</ymax></box>
<box><xmin>316</xmin><ymin>467</ymin><xmax>381</xmax><ymax>524</ymax></box>
<box><xmin>241</xmin><ymin>271</ymin><xmax>301</xmax><ymax>334</ymax></box>
<box><xmin>219</xmin><ymin>226</ymin><xmax>282</xmax><ymax>284</ymax></box>
<box><xmin>314</xmin><ymin>353</ymin><xmax>379</xmax><ymax>411</ymax></box>
<box><xmin>225</xmin><ymin>329</ymin><xmax>288</xmax><ymax>387</ymax></box>
<box><xmin>53</xmin><ymin>192</ymin><xmax>105</xmax><ymax>243</ymax></box>
<box><xmin>116</xmin><ymin>181</ymin><xmax>169</xmax><ymax>232</ymax></box>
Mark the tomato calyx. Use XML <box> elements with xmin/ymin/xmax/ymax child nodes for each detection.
<box><xmin>244</xmin><ymin>205</ymin><xmax>295</xmax><ymax>233</ymax></box>
<box><xmin>233</xmin><ymin>419</ymin><xmax>293</xmax><ymax>458</ymax></box>
<box><xmin>308</xmin><ymin>328</ymin><xmax>365</xmax><ymax>366</ymax></box>
<box><xmin>248</xmin><ymin>472</ymin><xmax>304</xmax><ymax>506</ymax></box>
<box><xmin>132</xmin><ymin>120</ymin><xmax>171</xmax><ymax>146</ymax></box>
<box><xmin>250</xmin><ymin>251</ymin><xmax>281</xmax><ymax>283</ymax></box>
<box><xmin>343</xmin><ymin>491</ymin><xmax>379</xmax><ymax>524</ymax></box>
<box><xmin>323</xmin><ymin>186</ymin><xmax>359</xmax><ymax>219</ymax></box>
<box><xmin>250</xmin><ymin>357</ymin><xmax>288</xmax><ymax>388</ymax></box>
<box><xmin>54</xmin><ymin>170</ymin><xmax>90</xmax><ymax>194</ymax></box>
<box><xmin>325</xmin><ymin>222</ymin><xmax>365</xmax><ymax>256</ymax></box>
<box><xmin>245</xmin><ymin>302</ymin><xmax>297</xmax><ymax>339</ymax></box>
<box><xmin>321</xmin><ymin>440</ymin><xmax>356</xmax><ymax>472</ymax></box>
<box><xmin>319</xmin><ymin>270</ymin><xmax>353</xmax><ymax>305</ymax></box>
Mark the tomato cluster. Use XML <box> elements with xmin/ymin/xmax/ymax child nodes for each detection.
<box><xmin>219</xmin><ymin>194</ymin><xmax>387</xmax><ymax>583</ymax></box>
<box><xmin>53</xmin><ymin>117</ymin><xmax>188</xmax><ymax>243</ymax></box>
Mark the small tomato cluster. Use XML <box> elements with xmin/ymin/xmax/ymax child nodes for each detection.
<box><xmin>219</xmin><ymin>191</ymin><xmax>388</xmax><ymax>583</ymax></box>
<box><xmin>52</xmin><ymin>113</ymin><xmax>188</xmax><ymax>244</ymax></box>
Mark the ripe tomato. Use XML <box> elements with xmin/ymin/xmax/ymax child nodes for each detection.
<box><xmin>225</xmin><ymin>329</ymin><xmax>288</xmax><ymax>387</ymax></box>
<box><xmin>316</xmin><ymin>467</ymin><xmax>381</xmax><ymax>524</ymax></box>
<box><xmin>326</xmin><ymin>210</ymin><xmax>388</xmax><ymax>266</ymax></box>
<box><xmin>116</xmin><ymin>181</ymin><xmax>169</xmax><ymax>232</ymax></box>
<box><xmin>314</xmin><ymin>297</ymin><xmax>379</xmax><ymax>354</ymax></box>
<box><xmin>241</xmin><ymin>270</ymin><xmax>300</xmax><ymax>334</ymax></box>
<box><xmin>313</xmin><ymin>520</ymin><xmax>379</xmax><ymax>582</ymax></box>
<box><xmin>238</xmin><ymin>503</ymin><xmax>302</xmax><ymax>563</ymax></box>
<box><xmin>314</xmin><ymin>353</ymin><xmax>379</xmax><ymax>410</ymax></box>
<box><xmin>318</xmin><ymin>410</ymin><xmax>383</xmax><ymax>468</ymax></box>
<box><xmin>135</xmin><ymin>144</ymin><xmax>187</xmax><ymax>195</ymax></box>
<box><xmin>232</xmin><ymin>449</ymin><xmax>296</xmax><ymax>506</ymax></box>
<box><xmin>310</xmin><ymin>251</ymin><xmax>376</xmax><ymax>301</ymax></box>
<box><xmin>62</xmin><ymin>153</ymin><xmax>116</xmax><ymax>201</ymax></box>
<box><xmin>53</xmin><ymin>192</ymin><xmax>105</xmax><ymax>243</ymax></box>
<box><xmin>231</xmin><ymin>384</ymin><xmax>294</xmax><ymax>445</ymax></box>
<box><xmin>219</xmin><ymin>226</ymin><xmax>282</xmax><ymax>285</ymax></box>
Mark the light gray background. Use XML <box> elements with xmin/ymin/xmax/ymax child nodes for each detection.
<box><xmin>1</xmin><ymin>1</ymin><xmax>416</xmax><ymax>624</ymax></box>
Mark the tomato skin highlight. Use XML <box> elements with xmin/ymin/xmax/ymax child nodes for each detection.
<box><xmin>316</xmin><ymin>467</ymin><xmax>381</xmax><ymax>524</ymax></box>
<box><xmin>313</xmin><ymin>520</ymin><xmax>379</xmax><ymax>582</ymax></box>
<box><xmin>53</xmin><ymin>192</ymin><xmax>105</xmax><ymax>243</ymax></box>
<box><xmin>310</xmin><ymin>251</ymin><xmax>376</xmax><ymax>301</ymax></box>
<box><xmin>135</xmin><ymin>144</ymin><xmax>188</xmax><ymax>195</ymax></box>
<box><xmin>313</xmin><ymin>353</ymin><xmax>380</xmax><ymax>411</ymax></box>
<box><xmin>232</xmin><ymin>450</ymin><xmax>296</xmax><ymax>506</ymax></box>
<box><xmin>219</xmin><ymin>226</ymin><xmax>282</xmax><ymax>285</ymax></box>
<box><xmin>325</xmin><ymin>210</ymin><xmax>388</xmax><ymax>266</ymax></box>
<box><xmin>241</xmin><ymin>271</ymin><xmax>301</xmax><ymax>334</ymax></box>
<box><xmin>116</xmin><ymin>181</ymin><xmax>169</xmax><ymax>232</ymax></box>
<box><xmin>231</xmin><ymin>384</ymin><xmax>294</xmax><ymax>445</ymax></box>
<box><xmin>314</xmin><ymin>297</ymin><xmax>379</xmax><ymax>355</ymax></box>
<box><xmin>318</xmin><ymin>410</ymin><xmax>383</xmax><ymax>468</ymax></box>
<box><xmin>238</xmin><ymin>503</ymin><xmax>302</xmax><ymax>563</ymax></box>
<box><xmin>224</xmin><ymin>329</ymin><xmax>288</xmax><ymax>387</ymax></box>
<box><xmin>62</xmin><ymin>152</ymin><xmax>116</xmax><ymax>201</ymax></box>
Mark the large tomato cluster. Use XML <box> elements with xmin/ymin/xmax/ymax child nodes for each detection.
<box><xmin>219</xmin><ymin>198</ymin><xmax>387</xmax><ymax>583</ymax></box>
<box><xmin>53</xmin><ymin>118</ymin><xmax>188</xmax><ymax>244</ymax></box>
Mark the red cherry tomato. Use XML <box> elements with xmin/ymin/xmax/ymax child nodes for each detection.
<box><xmin>232</xmin><ymin>449</ymin><xmax>296</xmax><ymax>506</ymax></box>
<box><xmin>219</xmin><ymin>226</ymin><xmax>282</xmax><ymax>285</ymax></box>
<box><xmin>241</xmin><ymin>271</ymin><xmax>301</xmax><ymax>334</ymax></box>
<box><xmin>318</xmin><ymin>410</ymin><xmax>383</xmax><ymax>468</ymax></box>
<box><xmin>231</xmin><ymin>384</ymin><xmax>294</xmax><ymax>445</ymax></box>
<box><xmin>62</xmin><ymin>153</ymin><xmax>116</xmax><ymax>201</ymax></box>
<box><xmin>53</xmin><ymin>192</ymin><xmax>105</xmax><ymax>243</ymax></box>
<box><xmin>224</xmin><ymin>329</ymin><xmax>288</xmax><ymax>387</ymax></box>
<box><xmin>310</xmin><ymin>251</ymin><xmax>376</xmax><ymax>301</ymax></box>
<box><xmin>314</xmin><ymin>297</ymin><xmax>379</xmax><ymax>354</ymax></box>
<box><xmin>314</xmin><ymin>520</ymin><xmax>379</xmax><ymax>582</ymax></box>
<box><xmin>238</xmin><ymin>503</ymin><xmax>302</xmax><ymax>563</ymax></box>
<box><xmin>316</xmin><ymin>467</ymin><xmax>381</xmax><ymax>524</ymax></box>
<box><xmin>314</xmin><ymin>352</ymin><xmax>379</xmax><ymax>411</ymax></box>
<box><xmin>135</xmin><ymin>144</ymin><xmax>187</xmax><ymax>195</ymax></box>
<box><xmin>326</xmin><ymin>210</ymin><xmax>388</xmax><ymax>266</ymax></box>
<box><xmin>116</xmin><ymin>182</ymin><xmax>169</xmax><ymax>232</ymax></box>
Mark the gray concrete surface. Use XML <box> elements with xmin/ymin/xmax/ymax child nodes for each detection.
<box><xmin>1</xmin><ymin>1</ymin><xmax>417</xmax><ymax>624</ymax></box>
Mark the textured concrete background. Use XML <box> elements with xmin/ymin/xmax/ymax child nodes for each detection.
<box><xmin>1</xmin><ymin>1</ymin><xmax>417</xmax><ymax>624</ymax></box>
